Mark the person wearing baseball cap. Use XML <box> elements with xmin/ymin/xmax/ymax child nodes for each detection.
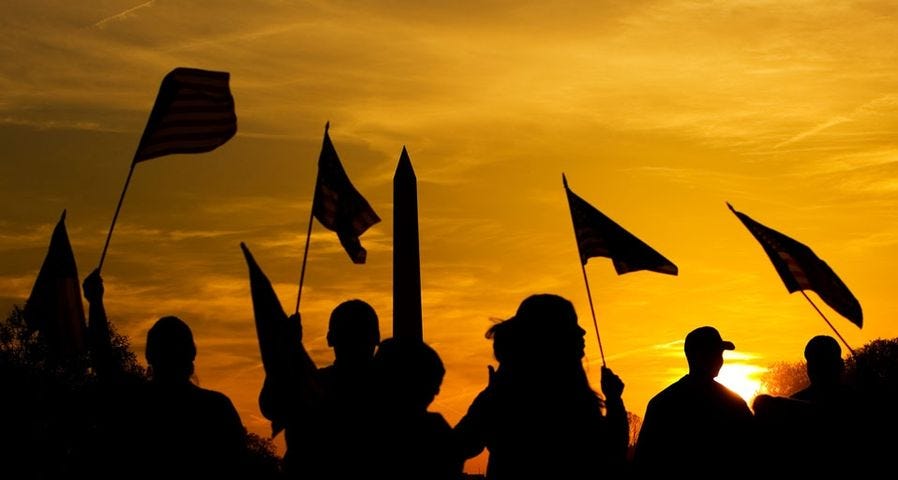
<box><xmin>633</xmin><ymin>326</ymin><xmax>755</xmax><ymax>477</ymax></box>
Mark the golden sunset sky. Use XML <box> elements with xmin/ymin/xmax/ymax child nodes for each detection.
<box><xmin>2</xmin><ymin>1</ymin><xmax>897</xmax><ymax>473</ymax></box>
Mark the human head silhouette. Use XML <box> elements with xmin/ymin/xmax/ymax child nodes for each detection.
<box><xmin>327</xmin><ymin>299</ymin><xmax>380</xmax><ymax>366</ymax></box>
<box><xmin>373</xmin><ymin>337</ymin><xmax>445</xmax><ymax>412</ymax></box>
<box><xmin>684</xmin><ymin>326</ymin><xmax>735</xmax><ymax>379</ymax></box>
<box><xmin>804</xmin><ymin>335</ymin><xmax>844</xmax><ymax>388</ymax></box>
<box><xmin>488</xmin><ymin>294</ymin><xmax>586</xmax><ymax>371</ymax></box>
<box><xmin>146</xmin><ymin>316</ymin><xmax>196</xmax><ymax>382</ymax></box>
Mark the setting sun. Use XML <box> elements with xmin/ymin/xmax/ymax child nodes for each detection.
<box><xmin>716</xmin><ymin>363</ymin><xmax>767</xmax><ymax>405</ymax></box>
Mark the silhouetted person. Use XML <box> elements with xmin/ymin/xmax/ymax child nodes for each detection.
<box><xmin>773</xmin><ymin>335</ymin><xmax>863</xmax><ymax>474</ymax></box>
<box><xmin>275</xmin><ymin>299</ymin><xmax>381</xmax><ymax>479</ymax></box>
<box><xmin>81</xmin><ymin>270</ymin><xmax>246</xmax><ymax>479</ymax></box>
<box><xmin>136</xmin><ymin>316</ymin><xmax>247</xmax><ymax>478</ymax></box>
<box><xmin>633</xmin><ymin>326</ymin><xmax>755</xmax><ymax>478</ymax></box>
<box><xmin>792</xmin><ymin>335</ymin><xmax>850</xmax><ymax>404</ymax></box>
<box><xmin>371</xmin><ymin>337</ymin><xmax>462</xmax><ymax>479</ymax></box>
<box><xmin>317</xmin><ymin>299</ymin><xmax>381</xmax><ymax>405</ymax></box>
<box><xmin>751</xmin><ymin>390</ymin><xmax>814</xmax><ymax>474</ymax></box>
<box><xmin>79</xmin><ymin>268</ymin><xmax>141</xmax><ymax>476</ymax></box>
<box><xmin>454</xmin><ymin>294</ymin><xmax>629</xmax><ymax>479</ymax></box>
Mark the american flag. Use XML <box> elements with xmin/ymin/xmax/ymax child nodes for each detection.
<box><xmin>564</xmin><ymin>174</ymin><xmax>678</xmax><ymax>276</ymax></box>
<box><xmin>132</xmin><ymin>67</ymin><xmax>236</xmax><ymax>163</ymax></box>
<box><xmin>728</xmin><ymin>203</ymin><xmax>862</xmax><ymax>328</ymax></box>
<box><xmin>24</xmin><ymin>210</ymin><xmax>87</xmax><ymax>357</ymax></box>
<box><xmin>312</xmin><ymin>123</ymin><xmax>381</xmax><ymax>264</ymax></box>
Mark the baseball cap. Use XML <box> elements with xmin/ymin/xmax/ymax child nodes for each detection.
<box><xmin>684</xmin><ymin>326</ymin><xmax>735</xmax><ymax>354</ymax></box>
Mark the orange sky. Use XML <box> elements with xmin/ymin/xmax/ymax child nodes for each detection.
<box><xmin>2</xmin><ymin>1</ymin><xmax>897</xmax><ymax>473</ymax></box>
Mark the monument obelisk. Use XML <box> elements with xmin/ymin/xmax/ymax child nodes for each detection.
<box><xmin>392</xmin><ymin>146</ymin><xmax>423</xmax><ymax>342</ymax></box>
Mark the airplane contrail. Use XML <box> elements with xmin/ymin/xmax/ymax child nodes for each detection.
<box><xmin>93</xmin><ymin>0</ymin><xmax>155</xmax><ymax>29</ymax></box>
<box><xmin>774</xmin><ymin>116</ymin><xmax>851</xmax><ymax>149</ymax></box>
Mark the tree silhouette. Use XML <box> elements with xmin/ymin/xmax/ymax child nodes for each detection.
<box><xmin>243</xmin><ymin>431</ymin><xmax>282</xmax><ymax>479</ymax></box>
<box><xmin>759</xmin><ymin>360</ymin><xmax>809</xmax><ymax>398</ymax></box>
<box><xmin>846</xmin><ymin>337</ymin><xmax>898</xmax><ymax>470</ymax></box>
<box><xmin>846</xmin><ymin>338</ymin><xmax>898</xmax><ymax>400</ymax></box>
<box><xmin>760</xmin><ymin>338</ymin><xmax>898</xmax><ymax>403</ymax></box>
<box><xmin>626</xmin><ymin>410</ymin><xmax>642</xmax><ymax>465</ymax></box>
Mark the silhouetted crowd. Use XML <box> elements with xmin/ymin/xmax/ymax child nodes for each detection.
<box><xmin>2</xmin><ymin>269</ymin><xmax>895</xmax><ymax>479</ymax></box>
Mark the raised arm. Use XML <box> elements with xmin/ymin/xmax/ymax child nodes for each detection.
<box><xmin>600</xmin><ymin>366</ymin><xmax>630</xmax><ymax>469</ymax></box>
<box><xmin>83</xmin><ymin>268</ymin><xmax>114</xmax><ymax>380</ymax></box>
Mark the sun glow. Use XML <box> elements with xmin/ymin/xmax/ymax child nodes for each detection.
<box><xmin>715</xmin><ymin>363</ymin><xmax>767</xmax><ymax>405</ymax></box>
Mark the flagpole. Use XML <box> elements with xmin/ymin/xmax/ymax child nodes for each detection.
<box><xmin>799</xmin><ymin>290</ymin><xmax>855</xmax><ymax>356</ymax></box>
<box><xmin>97</xmin><ymin>162</ymin><xmax>137</xmax><ymax>273</ymax></box>
<box><xmin>294</xmin><ymin>123</ymin><xmax>334</xmax><ymax>314</ymax></box>
<box><xmin>295</xmin><ymin>199</ymin><xmax>315</xmax><ymax>315</ymax></box>
<box><xmin>580</xmin><ymin>263</ymin><xmax>606</xmax><ymax>367</ymax></box>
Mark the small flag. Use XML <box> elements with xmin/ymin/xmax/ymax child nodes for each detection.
<box><xmin>312</xmin><ymin>123</ymin><xmax>381</xmax><ymax>264</ymax></box>
<box><xmin>132</xmin><ymin>67</ymin><xmax>237</xmax><ymax>163</ymax></box>
<box><xmin>24</xmin><ymin>210</ymin><xmax>87</xmax><ymax>357</ymax></box>
<box><xmin>564</xmin><ymin>174</ymin><xmax>678</xmax><ymax>275</ymax></box>
<box><xmin>728</xmin><ymin>203</ymin><xmax>862</xmax><ymax>328</ymax></box>
<box><xmin>241</xmin><ymin>242</ymin><xmax>319</xmax><ymax>436</ymax></box>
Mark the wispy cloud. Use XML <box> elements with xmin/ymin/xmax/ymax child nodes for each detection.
<box><xmin>0</xmin><ymin>116</ymin><xmax>107</xmax><ymax>132</ymax></box>
<box><xmin>774</xmin><ymin>116</ymin><xmax>853</xmax><ymax>149</ymax></box>
<box><xmin>93</xmin><ymin>1</ymin><xmax>156</xmax><ymax>29</ymax></box>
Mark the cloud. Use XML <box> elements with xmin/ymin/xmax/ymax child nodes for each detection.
<box><xmin>0</xmin><ymin>224</ymin><xmax>53</xmax><ymax>248</ymax></box>
<box><xmin>774</xmin><ymin>116</ymin><xmax>853</xmax><ymax>149</ymax></box>
<box><xmin>93</xmin><ymin>1</ymin><xmax>157</xmax><ymax>29</ymax></box>
<box><xmin>0</xmin><ymin>116</ymin><xmax>107</xmax><ymax>132</ymax></box>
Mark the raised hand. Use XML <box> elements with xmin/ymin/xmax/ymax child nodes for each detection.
<box><xmin>600</xmin><ymin>366</ymin><xmax>624</xmax><ymax>400</ymax></box>
<box><xmin>287</xmin><ymin>312</ymin><xmax>303</xmax><ymax>343</ymax></box>
<box><xmin>83</xmin><ymin>268</ymin><xmax>104</xmax><ymax>304</ymax></box>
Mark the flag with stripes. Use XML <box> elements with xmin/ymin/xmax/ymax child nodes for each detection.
<box><xmin>727</xmin><ymin>203</ymin><xmax>862</xmax><ymax>328</ymax></box>
<box><xmin>312</xmin><ymin>123</ymin><xmax>381</xmax><ymax>264</ymax></box>
<box><xmin>24</xmin><ymin>210</ymin><xmax>87</xmax><ymax>357</ymax></box>
<box><xmin>564</xmin><ymin>174</ymin><xmax>678</xmax><ymax>275</ymax></box>
<box><xmin>132</xmin><ymin>67</ymin><xmax>237</xmax><ymax>163</ymax></box>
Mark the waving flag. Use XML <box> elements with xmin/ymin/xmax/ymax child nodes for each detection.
<box><xmin>241</xmin><ymin>243</ymin><xmax>319</xmax><ymax>436</ymax></box>
<box><xmin>728</xmin><ymin>203</ymin><xmax>862</xmax><ymax>328</ymax></box>
<box><xmin>312</xmin><ymin>123</ymin><xmax>381</xmax><ymax>263</ymax></box>
<box><xmin>564</xmin><ymin>174</ymin><xmax>678</xmax><ymax>275</ymax></box>
<box><xmin>25</xmin><ymin>210</ymin><xmax>87</xmax><ymax>357</ymax></box>
<box><xmin>97</xmin><ymin>67</ymin><xmax>237</xmax><ymax>271</ymax></box>
<box><xmin>133</xmin><ymin>67</ymin><xmax>236</xmax><ymax>163</ymax></box>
